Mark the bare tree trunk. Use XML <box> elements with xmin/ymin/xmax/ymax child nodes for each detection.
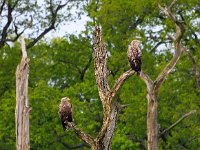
<box><xmin>95</xmin><ymin>103</ymin><xmax>118</xmax><ymax>150</ymax></box>
<box><xmin>139</xmin><ymin>1</ymin><xmax>186</xmax><ymax>150</ymax></box>
<box><xmin>15</xmin><ymin>37</ymin><xmax>31</xmax><ymax>150</ymax></box>
<box><xmin>140</xmin><ymin>2</ymin><xmax>187</xmax><ymax>149</ymax></box>
<box><xmin>140</xmin><ymin>72</ymin><xmax>159</xmax><ymax>150</ymax></box>
<box><xmin>147</xmin><ymin>90</ymin><xmax>158</xmax><ymax>150</ymax></box>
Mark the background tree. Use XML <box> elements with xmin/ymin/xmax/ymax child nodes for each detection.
<box><xmin>0</xmin><ymin>0</ymin><xmax>83</xmax><ymax>49</ymax></box>
<box><xmin>0</xmin><ymin>0</ymin><xmax>199</xmax><ymax>149</ymax></box>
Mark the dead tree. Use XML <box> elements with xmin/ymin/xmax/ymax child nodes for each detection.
<box><xmin>59</xmin><ymin>26</ymin><xmax>135</xmax><ymax>150</ymax></box>
<box><xmin>15</xmin><ymin>37</ymin><xmax>31</xmax><ymax>150</ymax></box>
<box><xmin>138</xmin><ymin>0</ymin><xmax>196</xmax><ymax>149</ymax></box>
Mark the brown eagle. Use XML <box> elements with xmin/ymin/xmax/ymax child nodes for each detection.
<box><xmin>127</xmin><ymin>40</ymin><xmax>142</xmax><ymax>75</ymax></box>
<box><xmin>58</xmin><ymin>97</ymin><xmax>73</xmax><ymax>130</ymax></box>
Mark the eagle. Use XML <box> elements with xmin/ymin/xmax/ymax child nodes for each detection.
<box><xmin>127</xmin><ymin>40</ymin><xmax>142</xmax><ymax>75</ymax></box>
<box><xmin>58</xmin><ymin>97</ymin><xmax>73</xmax><ymax>130</ymax></box>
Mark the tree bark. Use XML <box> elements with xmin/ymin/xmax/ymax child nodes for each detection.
<box><xmin>93</xmin><ymin>26</ymin><xmax>134</xmax><ymax>149</ymax></box>
<box><xmin>140</xmin><ymin>72</ymin><xmax>159</xmax><ymax>150</ymax></box>
<box><xmin>15</xmin><ymin>37</ymin><xmax>31</xmax><ymax>150</ymax></box>
<box><xmin>62</xmin><ymin>26</ymin><xmax>134</xmax><ymax>150</ymax></box>
<box><xmin>147</xmin><ymin>90</ymin><xmax>158</xmax><ymax>150</ymax></box>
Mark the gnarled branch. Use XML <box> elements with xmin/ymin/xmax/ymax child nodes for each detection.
<box><xmin>93</xmin><ymin>26</ymin><xmax>114</xmax><ymax>147</ymax></box>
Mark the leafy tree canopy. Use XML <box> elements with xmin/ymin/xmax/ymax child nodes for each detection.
<box><xmin>0</xmin><ymin>0</ymin><xmax>199</xmax><ymax>149</ymax></box>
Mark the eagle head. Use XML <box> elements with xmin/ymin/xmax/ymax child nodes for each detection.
<box><xmin>61</xmin><ymin>97</ymin><xmax>70</xmax><ymax>102</ymax></box>
<box><xmin>130</xmin><ymin>40</ymin><xmax>141</xmax><ymax>47</ymax></box>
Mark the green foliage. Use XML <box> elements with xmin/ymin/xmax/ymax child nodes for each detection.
<box><xmin>0</xmin><ymin>44</ymin><xmax>21</xmax><ymax>149</ymax></box>
<box><xmin>85</xmin><ymin>0</ymin><xmax>200</xmax><ymax>149</ymax></box>
<box><xmin>0</xmin><ymin>0</ymin><xmax>199</xmax><ymax>149</ymax></box>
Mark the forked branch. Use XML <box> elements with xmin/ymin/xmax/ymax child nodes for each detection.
<box><xmin>60</xmin><ymin>27</ymin><xmax>126</xmax><ymax>150</ymax></box>
<box><xmin>140</xmin><ymin>71</ymin><xmax>153</xmax><ymax>92</ymax></box>
<box><xmin>27</xmin><ymin>1</ymin><xmax>69</xmax><ymax>49</ymax></box>
<box><xmin>155</xmin><ymin>0</ymin><xmax>185</xmax><ymax>92</ymax></box>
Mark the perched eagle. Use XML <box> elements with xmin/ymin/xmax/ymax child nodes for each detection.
<box><xmin>127</xmin><ymin>40</ymin><xmax>142</xmax><ymax>75</ymax></box>
<box><xmin>58</xmin><ymin>97</ymin><xmax>73</xmax><ymax>130</ymax></box>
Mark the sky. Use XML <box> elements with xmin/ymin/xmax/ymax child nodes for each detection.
<box><xmin>46</xmin><ymin>15</ymin><xmax>90</xmax><ymax>38</ymax></box>
<box><xmin>41</xmin><ymin>0</ymin><xmax>90</xmax><ymax>38</ymax></box>
<box><xmin>19</xmin><ymin>0</ymin><xmax>90</xmax><ymax>39</ymax></box>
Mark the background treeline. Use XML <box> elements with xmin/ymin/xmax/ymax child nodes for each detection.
<box><xmin>0</xmin><ymin>0</ymin><xmax>199</xmax><ymax>149</ymax></box>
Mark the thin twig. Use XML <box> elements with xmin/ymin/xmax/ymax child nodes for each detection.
<box><xmin>27</xmin><ymin>1</ymin><xmax>69</xmax><ymax>49</ymax></box>
<box><xmin>159</xmin><ymin>110</ymin><xmax>196</xmax><ymax>137</ymax></box>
